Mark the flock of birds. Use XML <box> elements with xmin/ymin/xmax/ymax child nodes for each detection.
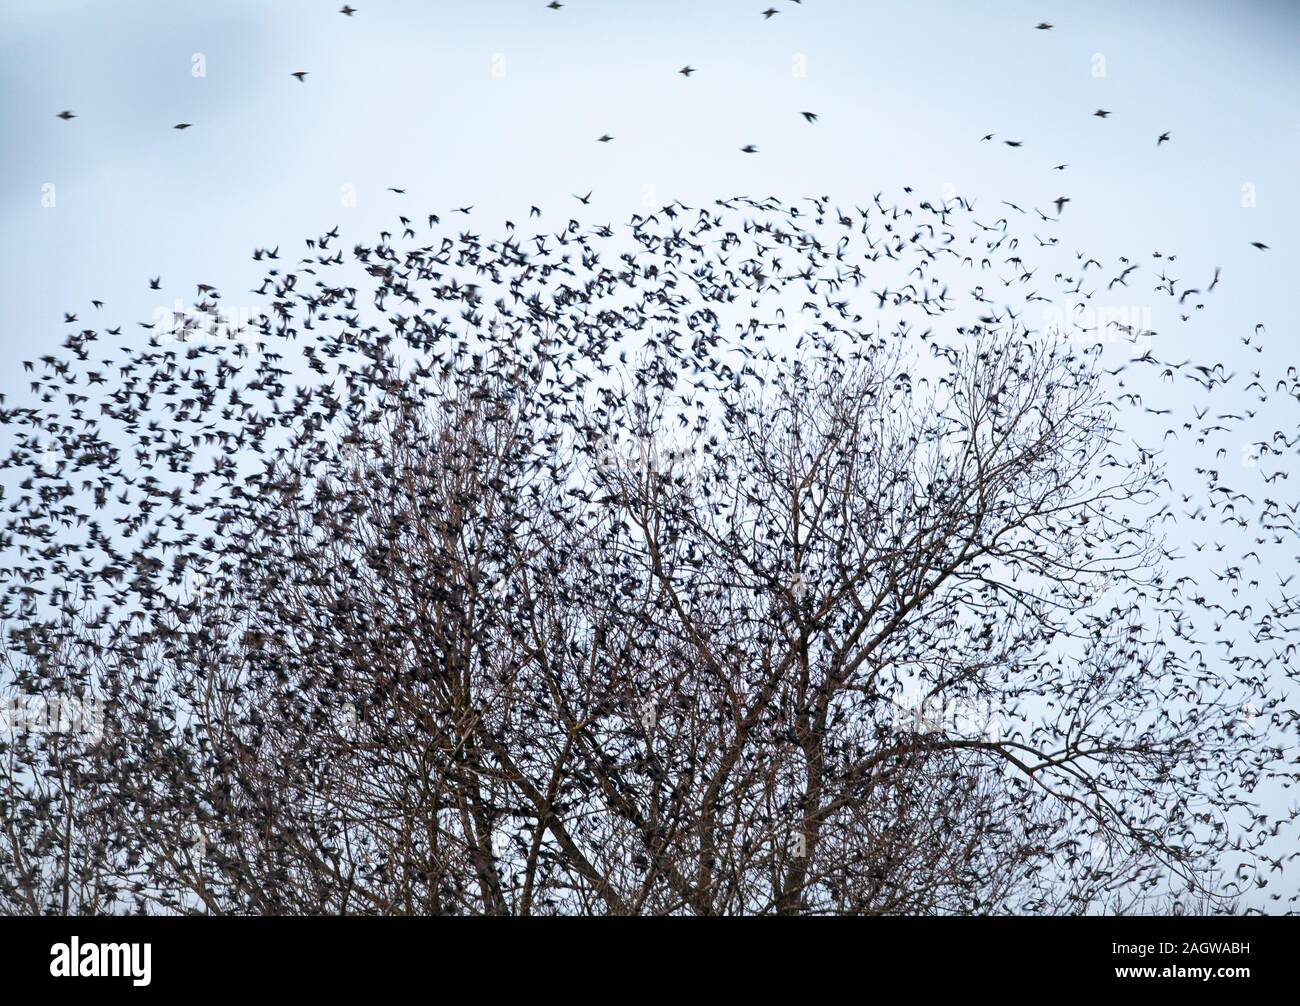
<box><xmin>3</xmin><ymin>186</ymin><xmax>1300</xmax><ymax>908</ymax></box>
<box><xmin>49</xmin><ymin>6</ymin><xmax>1276</xmax><ymax>257</ymax></box>
<box><xmin>6</xmin><ymin>4</ymin><xmax>1295</xmax><ymax>912</ymax></box>
<box><xmin>50</xmin><ymin>4</ymin><xmax>1279</xmax><ymax>259</ymax></box>
<box><xmin>44</xmin><ymin>0</ymin><xmax>1279</xmax><ymax>244</ymax></box>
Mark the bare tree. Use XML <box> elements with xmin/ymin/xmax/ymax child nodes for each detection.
<box><xmin>2</xmin><ymin>195</ymin><xmax>1294</xmax><ymax>914</ymax></box>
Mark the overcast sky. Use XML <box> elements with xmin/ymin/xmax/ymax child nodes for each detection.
<box><xmin>2</xmin><ymin>0</ymin><xmax>1298</xmax><ymax>909</ymax></box>
<box><xmin>2</xmin><ymin>0</ymin><xmax>1295</xmax><ymax>356</ymax></box>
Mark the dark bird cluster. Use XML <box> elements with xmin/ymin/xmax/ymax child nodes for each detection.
<box><xmin>1</xmin><ymin>190</ymin><xmax>1297</xmax><ymax>915</ymax></box>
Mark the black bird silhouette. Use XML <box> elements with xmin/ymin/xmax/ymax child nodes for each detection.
<box><xmin>800</xmin><ymin>111</ymin><xmax>818</xmax><ymax>124</ymax></box>
<box><xmin>56</xmin><ymin>110</ymin><xmax>76</xmax><ymax>120</ymax></box>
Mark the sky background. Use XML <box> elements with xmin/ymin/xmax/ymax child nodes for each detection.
<box><xmin>1</xmin><ymin>0</ymin><xmax>1295</xmax><ymax>352</ymax></box>
<box><xmin>1</xmin><ymin>0</ymin><xmax>1298</xmax><ymax>908</ymax></box>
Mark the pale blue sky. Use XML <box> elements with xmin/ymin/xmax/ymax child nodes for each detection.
<box><xmin>1</xmin><ymin>0</ymin><xmax>1295</xmax><ymax>354</ymax></box>
<box><xmin>1</xmin><ymin>0</ymin><xmax>1298</xmax><ymax>908</ymax></box>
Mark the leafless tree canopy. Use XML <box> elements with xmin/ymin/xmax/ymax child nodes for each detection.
<box><xmin>2</xmin><ymin>195</ymin><xmax>1296</xmax><ymax>914</ymax></box>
